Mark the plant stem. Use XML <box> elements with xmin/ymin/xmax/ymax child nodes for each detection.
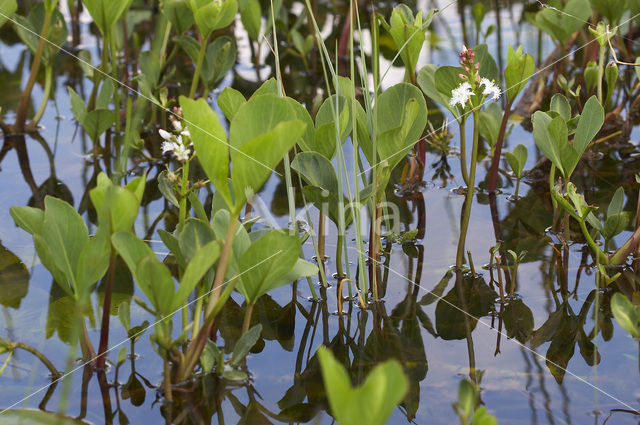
<box><xmin>318</xmin><ymin>211</ymin><xmax>325</xmax><ymax>263</ymax></box>
<box><xmin>510</xmin><ymin>261</ymin><xmax>518</xmax><ymax>299</ymax></box>
<box><xmin>487</xmin><ymin>100</ymin><xmax>512</xmax><ymax>192</ymax></box>
<box><xmin>189</xmin><ymin>34</ymin><xmax>209</xmax><ymax>98</ymax></box>
<box><xmin>15</xmin><ymin>8</ymin><xmax>53</xmax><ymax>132</ymax></box>
<box><xmin>192</xmin><ymin>290</ymin><xmax>203</xmax><ymax>335</ymax></box>
<box><xmin>597</xmin><ymin>43</ymin><xmax>605</xmax><ymax>104</ymax></box>
<box><xmin>610</xmin><ymin>225</ymin><xmax>640</xmax><ymax>265</ymax></box>
<box><xmin>336</xmin><ymin>233</ymin><xmax>344</xmax><ymax>278</ymax></box>
<box><xmin>178</xmin><ymin>161</ymin><xmax>190</xmax><ymax>231</ymax></box>
<box><xmin>204</xmin><ymin>215</ymin><xmax>238</xmax><ymax>319</ymax></box>
<box><xmin>514</xmin><ymin>177</ymin><xmax>520</xmax><ymax>199</ymax></box>
<box><xmin>163</xmin><ymin>356</ymin><xmax>172</xmax><ymax>402</ymax></box>
<box><xmin>13</xmin><ymin>342</ymin><xmax>60</xmax><ymax>376</ymax></box>
<box><xmin>579</xmin><ymin>219</ymin><xmax>609</xmax><ymax>265</ymax></box>
<box><xmin>111</xmin><ymin>33</ymin><xmax>121</xmax><ymax>134</ymax></box>
<box><xmin>242</xmin><ymin>303</ymin><xmax>255</xmax><ymax>334</ymax></box>
<box><xmin>458</xmin><ymin>117</ymin><xmax>469</xmax><ymax>186</ymax></box>
<box><xmin>96</xmin><ymin>254</ymin><xmax>117</xmax><ymax>369</ymax></box>
<box><xmin>456</xmin><ymin>111</ymin><xmax>480</xmax><ymax>268</ymax></box>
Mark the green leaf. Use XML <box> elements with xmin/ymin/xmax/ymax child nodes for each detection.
<box><xmin>118</xmin><ymin>301</ymin><xmax>131</xmax><ymax>331</ymax></box>
<box><xmin>68</xmin><ymin>87</ymin><xmax>88</xmax><ymax>124</ymax></box>
<box><xmin>590</xmin><ymin>0</ymin><xmax>626</xmax><ymax>24</ymax></box>
<box><xmin>532</xmin><ymin>111</ymin><xmax>565</xmax><ymax>176</ymax></box>
<box><xmin>607</xmin><ymin>187</ymin><xmax>625</xmax><ymax>218</ymax></box>
<box><xmin>605</xmin><ymin>62</ymin><xmax>619</xmax><ymax>108</ymax></box>
<box><xmin>174</xmin><ymin>240</ymin><xmax>221</xmax><ymax>309</ymax></box>
<box><xmin>82</xmin><ymin>0</ymin><xmax>131</xmax><ymax>36</ymax></box>
<box><xmin>200</xmin><ymin>340</ymin><xmax>219</xmax><ymax>373</ymax></box>
<box><xmin>41</xmin><ymin>197</ymin><xmax>89</xmax><ymax>295</ymax></box>
<box><xmin>286</xmin><ymin>98</ymin><xmax>315</xmax><ymax>155</ymax></box>
<box><xmin>229</xmin><ymin>324</ymin><xmax>262</xmax><ymax>365</ymax></box>
<box><xmin>550</xmin><ymin>94</ymin><xmax>571</xmax><ymax>122</ymax></box>
<box><xmin>236</xmin><ymin>230</ymin><xmax>300</xmax><ymax>304</ymax></box>
<box><xmin>111</xmin><ymin>232</ymin><xmax>175</xmax><ymax>315</ymax></box>
<box><xmin>473</xmin><ymin>44</ymin><xmax>499</xmax><ymax>83</ymax></box>
<box><xmin>97</xmin><ymin>81</ymin><xmax>114</xmax><ymax>109</ymax></box>
<box><xmin>173</xmin><ymin>34</ymin><xmax>200</xmax><ymax>63</ymax></box>
<box><xmin>584</xmin><ymin>61</ymin><xmax>599</xmax><ymax>92</ymax></box>
<box><xmin>573</xmin><ymin>96</ymin><xmax>604</xmax><ymax>154</ymax></box>
<box><xmin>231</xmin><ymin>119</ymin><xmax>306</xmax><ymax>212</ymax></box>
<box><xmin>82</xmin><ymin>109</ymin><xmax>115</xmax><ymax>143</ymax></box>
<box><xmin>0</xmin><ymin>0</ymin><xmax>17</xmax><ymax>28</ymax></box>
<box><xmin>603</xmin><ymin>212</ymin><xmax>631</xmax><ymax>240</ymax></box>
<box><xmin>75</xmin><ymin>227</ymin><xmax>110</xmax><ymax>296</ymax></box>
<box><xmin>161</xmin><ymin>0</ymin><xmax>194</xmax><ymax>34</ymax></box>
<box><xmin>193</xmin><ymin>0</ymin><xmax>236</xmax><ymax>38</ymax></box>
<box><xmin>291</xmin><ymin>151</ymin><xmax>339</xmax><ymax>194</ymax></box>
<box><xmin>478</xmin><ymin>102</ymin><xmax>502</xmax><ymax>147</ymax></box>
<box><xmin>10</xmin><ymin>205</ymin><xmax>44</xmax><ymax>235</ymax></box>
<box><xmin>375</xmin><ymin>83</ymin><xmax>427</xmax><ymax>143</ymax></box>
<box><xmin>317</xmin><ymin>346</ymin><xmax>408</xmax><ymax>425</ymax></box>
<box><xmin>376</xmin><ymin>98</ymin><xmax>421</xmax><ymax>170</ymax></box>
<box><xmin>504</xmin><ymin>45</ymin><xmax>535</xmax><ymax>103</ymax></box>
<box><xmin>180</xmin><ymin>96</ymin><xmax>231</xmax><ymax>207</ymax></box>
<box><xmin>230</xmin><ymin>94</ymin><xmax>296</xmax><ymax>150</ymax></box>
<box><xmin>457</xmin><ymin>379</ymin><xmax>475</xmax><ymax>419</ymax></box>
<box><xmin>506</xmin><ymin>144</ymin><xmax>527</xmax><ymax>177</ymax></box>
<box><xmin>90</xmin><ymin>173</ymin><xmax>141</xmax><ymax>233</ymax></box>
<box><xmin>239</xmin><ymin>0</ymin><xmax>261</xmax><ymax>41</ymax></box>
<box><xmin>611</xmin><ymin>293</ymin><xmax>640</xmax><ymax>339</ymax></box>
<box><xmin>218</xmin><ymin>87</ymin><xmax>246</xmax><ymax>122</ymax></box>
<box><xmin>157</xmin><ymin>170</ymin><xmax>179</xmax><ymax>207</ymax></box>
<box><xmin>178</xmin><ymin>218</ymin><xmax>216</xmax><ymax>262</ymax></box>
<box><xmin>203</xmin><ymin>36</ymin><xmax>236</xmax><ymax>85</ymax></box>
<box><xmin>417</xmin><ymin>64</ymin><xmax>455</xmax><ymax>115</ymax></box>
<box><xmin>471</xmin><ymin>407</ymin><xmax>498</xmax><ymax>425</ymax></box>
<box><xmin>388</xmin><ymin>5</ymin><xmax>425</xmax><ymax>75</ymax></box>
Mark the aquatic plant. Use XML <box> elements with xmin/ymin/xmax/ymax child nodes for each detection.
<box><xmin>317</xmin><ymin>346</ymin><xmax>408</xmax><ymax>425</ymax></box>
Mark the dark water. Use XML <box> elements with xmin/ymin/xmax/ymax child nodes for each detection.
<box><xmin>2</xmin><ymin>1</ymin><xmax>640</xmax><ymax>424</ymax></box>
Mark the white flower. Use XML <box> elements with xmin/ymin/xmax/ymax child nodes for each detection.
<box><xmin>180</xmin><ymin>128</ymin><xmax>190</xmax><ymax>138</ymax></box>
<box><xmin>449</xmin><ymin>82</ymin><xmax>473</xmax><ymax>108</ymax></box>
<box><xmin>159</xmin><ymin>128</ymin><xmax>172</xmax><ymax>141</ymax></box>
<box><xmin>161</xmin><ymin>141</ymin><xmax>190</xmax><ymax>162</ymax></box>
<box><xmin>171</xmin><ymin>120</ymin><xmax>183</xmax><ymax>132</ymax></box>
<box><xmin>480</xmin><ymin>78</ymin><xmax>501</xmax><ymax>101</ymax></box>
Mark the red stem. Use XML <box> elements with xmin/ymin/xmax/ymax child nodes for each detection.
<box><xmin>487</xmin><ymin>100</ymin><xmax>512</xmax><ymax>193</ymax></box>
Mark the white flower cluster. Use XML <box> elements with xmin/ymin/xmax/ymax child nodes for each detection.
<box><xmin>159</xmin><ymin>120</ymin><xmax>192</xmax><ymax>162</ymax></box>
<box><xmin>480</xmin><ymin>78</ymin><xmax>501</xmax><ymax>101</ymax></box>
<box><xmin>449</xmin><ymin>82</ymin><xmax>473</xmax><ymax>108</ymax></box>
<box><xmin>449</xmin><ymin>78</ymin><xmax>501</xmax><ymax>109</ymax></box>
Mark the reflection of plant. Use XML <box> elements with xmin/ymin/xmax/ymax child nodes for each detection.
<box><xmin>552</xmin><ymin>183</ymin><xmax>639</xmax><ymax>266</ymax></box>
